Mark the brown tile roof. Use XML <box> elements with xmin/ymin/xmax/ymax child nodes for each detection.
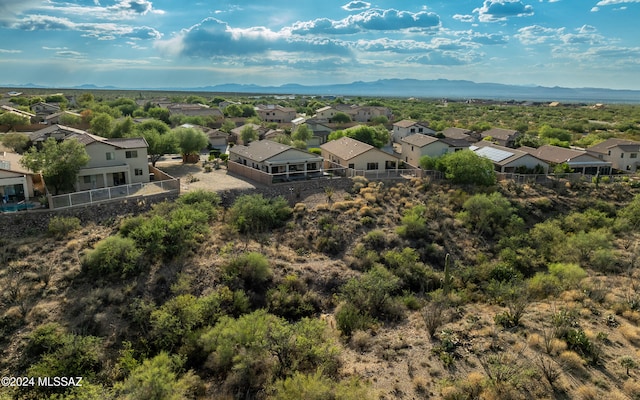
<box><xmin>230</xmin><ymin>140</ymin><xmax>303</xmax><ymax>162</ymax></box>
<box><xmin>588</xmin><ymin>138</ymin><xmax>640</xmax><ymax>153</ymax></box>
<box><xmin>442</xmin><ymin>127</ymin><xmax>472</xmax><ymax>139</ymax></box>
<box><xmin>320</xmin><ymin>137</ymin><xmax>374</xmax><ymax>160</ymax></box>
<box><xmin>481</xmin><ymin>128</ymin><xmax>519</xmax><ymax>140</ymax></box>
<box><xmin>401</xmin><ymin>133</ymin><xmax>439</xmax><ymax>147</ymax></box>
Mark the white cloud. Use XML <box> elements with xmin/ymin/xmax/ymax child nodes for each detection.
<box><xmin>474</xmin><ymin>0</ymin><xmax>535</xmax><ymax>22</ymax></box>
<box><xmin>0</xmin><ymin>48</ymin><xmax>22</xmax><ymax>53</ymax></box>
<box><xmin>453</xmin><ymin>14</ymin><xmax>475</xmax><ymax>23</ymax></box>
<box><xmin>342</xmin><ymin>1</ymin><xmax>371</xmax><ymax>11</ymax></box>
<box><xmin>596</xmin><ymin>0</ymin><xmax>640</xmax><ymax>5</ymax></box>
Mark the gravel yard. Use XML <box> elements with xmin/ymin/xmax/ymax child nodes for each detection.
<box><xmin>154</xmin><ymin>158</ymin><xmax>259</xmax><ymax>193</ymax></box>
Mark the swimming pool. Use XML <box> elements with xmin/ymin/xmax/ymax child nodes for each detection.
<box><xmin>0</xmin><ymin>203</ymin><xmax>38</xmax><ymax>212</ymax></box>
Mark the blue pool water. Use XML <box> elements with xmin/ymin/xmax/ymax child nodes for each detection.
<box><xmin>1</xmin><ymin>203</ymin><xmax>37</xmax><ymax>212</ymax></box>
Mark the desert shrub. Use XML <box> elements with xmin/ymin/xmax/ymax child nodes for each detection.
<box><xmin>558</xmin><ymin>350</ymin><xmax>585</xmax><ymax>373</ymax></box>
<box><xmin>590</xmin><ymin>248</ymin><xmax>619</xmax><ymax>272</ymax></box>
<box><xmin>335</xmin><ymin>302</ymin><xmax>375</xmax><ymax>337</ymax></box>
<box><xmin>24</xmin><ymin>322</ymin><xmax>67</xmax><ymax>359</ymax></box>
<box><xmin>82</xmin><ymin>236</ymin><xmax>143</xmax><ymax>277</ymax></box>
<box><xmin>150</xmin><ymin>294</ymin><xmax>204</xmax><ymax>352</ymax></box>
<box><xmin>199</xmin><ymin>310</ymin><xmax>340</xmax><ymax>396</ymax></box>
<box><xmin>527</xmin><ymin>273</ymin><xmax>561</xmax><ymax>299</ymax></box>
<box><xmin>267</xmin><ymin>275</ymin><xmax>321</xmax><ymax>321</ymax></box>
<box><xmin>562</xmin><ymin>209</ymin><xmax>613</xmax><ymax>233</ymax></box>
<box><xmin>383</xmin><ymin>247</ymin><xmax>442</xmax><ymax>293</ymax></box>
<box><xmin>115</xmin><ymin>352</ymin><xmax>200</xmax><ymax>400</ymax></box>
<box><xmin>397</xmin><ymin>205</ymin><xmax>429</xmax><ymax>239</ymax></box>
<box><xmin>223</xmin><ymin>252</ymin><xmax>272</xmax><ymax>293</ymax></box>
<box><xmin>529</xmin><ymin>219</ymin><xmax>566</xmax><ymax>262</ymax></box>
<box><xmin>47</xmin><ymin>216</ymin><xmax>81</xmax><ymax>239</ymax></box>
<box><xmin>457</xmin><ymin>192</ymin><xmax>516</xmax><ymax>237</ymax></box>
<box><xmin>562</xmin><ymin>328</ymin><xmax>601</xmax><ymax>365</ymax></box>
<box><xmin>349</xmin><ymin>244</ymin><xmax>379</xmax><ymax>271</ymax></box>
<box><xmin>565</xmin><ymin>229</ymin><xmax>613</xmax><ymax>263</ymax></box>
<box><xmin>270</xmin><ymin>371</ymin><xmax>372</xmax><ymax>400</ymax></box>
<box><xmin>315</xmin><ymin>217</ymin><xmax>348</xmax><ymax>255</ymax></box>
<box><xmin>228</xmin><ymin>194</ymin><xmax>292</xmax><ymax>234</ymax></box>
<box><xmin>548</xmin><ymin>262</ymin><xmax>587</xmax><ymax>289</ymax></box>
<box><xmin>176</xmin><ymin>189</ymin><xmax>220</xmax><ymax>220</ymax></box>
<box><xmin>436</xmin><ymin>149</ymin><xmax>496</xmax><ymax>186</ymax></box>
<box><xmin>362</xmin><ymin>229</ymin><xmax>386</xmax><ymax>249</ymax></box>
<box><xmin>340</xmin><ymin>265</ymin><xmax>403</xmax><ymax>324</ymax></box>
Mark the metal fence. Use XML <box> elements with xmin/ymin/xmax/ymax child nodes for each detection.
<box><xmin>48</xmin><ymin>179</ymin><xmax>180</xmax><ymax>209</ymax></box>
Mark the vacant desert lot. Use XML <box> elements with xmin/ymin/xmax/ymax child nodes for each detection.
<box><xmin>155</xmin><ymin>158</ymin><xmax>258</xmax><ymax>193</ymax></box>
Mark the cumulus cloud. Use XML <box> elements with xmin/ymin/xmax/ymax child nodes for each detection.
<box><xmin>474</xmin><ymin>0</ymin><xmax>535</xmax><ymax>22</ymax></box>
<box><xmin>453</xmin><ymin>14</ymin><xmax>475</xmax><ymax>23</ymax></box>
<box><xmin>155</xmin><ymin>17</ymin><xmax>351</xmax><ymax>59</ymax></box>
<box><xmin>470</xmin><ymin>33</ymin><xmax>509</xmax><ymax>45</ymax></box>
<box><xmin>516</xmin><ymin>24</ymin><xmax>604</xmax><ymax>46</ymax></box>
<box><xmin>406</xmin><ymin>51</ymin><xmax>478</xmax><ymax>66</ymax></box>
<box><xmin>289</xmin><ymin>8</ymin><xmax>441</xmax><ymax>35</ymax></box>
<box><xmin>0</xmin><ymin>48</ymin><xmax>22</xmax><ymax>53</ymax></box>
<box><xmin>515</xmin><ymin>25</ymin><xmax>563</xmax><ymax>44</ymax></box>
<box><xmin>342</xmin><ymin>1</ymin><xmax>371</xmax><ymax>11</ymax></box>
<box><xmin>13</xmin><ymin>14</ymin><xmax>162</xmax><ymax>40</ymax></box>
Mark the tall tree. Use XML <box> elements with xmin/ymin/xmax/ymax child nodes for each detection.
<box><xmin>292</xmin><ymin>124</ymin><xmax>312</xmax><ymax>142</ymax></box>
<box><xmin>90</xmin><ymin>112</ymin><xmax>114</xmax><ymax>137</ymax></box>
<box><xmin>240</xmin><ymin>125</ymin><xmax>258</xmax><ymax>144</ymax></box>
<box><xmin>139</xmin><ymin>129</ymin><xmax>178</xmax><ymax>167</ymax></box>
<box><xmin>173</xmin><ymin>127</ymin><xmax>208</xmax><ymax>162</ymax></box>
<box><xmin>20</xmin><ymin>138</ymin><xmax>90</xmax><ymax>195</ymax></box>
<box><xmin>0</xmin><ymin>113</ymin><xmax>29</xmax><ymax>131</ymax></box>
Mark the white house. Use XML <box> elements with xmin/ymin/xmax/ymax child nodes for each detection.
<box><xmin>587</xmin><ymin>138</ymin><xmax>640</xmax><ymax>172</ymax></box>
<box><xmin>392</xmin><ymin>120</ymin><xmax>435</xmax><ymax>143</ymax></box>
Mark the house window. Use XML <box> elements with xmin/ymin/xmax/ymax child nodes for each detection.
<box><xmin>632</xmin><ymin>153</ymin><xmax>638</xmax><ymax>159</ymax></box>
<box><xmin>126</xmin><ymin>150</ymin><xmax>138</xmax><ymax>158</ymax></box>
<box><xmin>348</xmin><ymin>163</ymin><xmax>355</xmax><ymax>169</ymax></box>
<box><xmin>135</xmin><ymin>169</ymin><xmax>144</xmax><ymax>176</ymax></box>
<box><xmin>83</xmin><ymin>176</ymin><xmax>91</xmax><ymax>184</ymax></box>
<box><xmin>366</xmin><ymin>162</ymin><xmax>378</xmax><ymax>170</ymax></box>
<box><xmin>608</xmin><ymin>150</ymin><xmax>611</xmax><ymax>156</ymax></box>
<box><xmin>106</xmin><ymin>152</ymin><xmax>115</xmax><ymax>160</ymax></box>
<box><xmin>418</xmin><ymin>128</ymin><xmax>423</xmax><ymax>133</ymax></box>
<box><xmin>410</xmin><ymin>128</ymin><xmax>415</xmax><ymax>133</ymax></box>
<box><xmin>621</xmin><ymin>153</ymin><xmax>624</xmax><ymax>158</ymax></box>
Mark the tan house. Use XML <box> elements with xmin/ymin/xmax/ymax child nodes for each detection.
<box><xmin>229</xmin><ymin>140</ymin><xmax>323</xmax><ymax>182</ymax></box>
<box><xmin>480</xmin><ymin>128</ymin><xmax>521</xmax><ymax>148</ymax></box>
<box><xmin>471</xmin><ymin>142</ymin><xmax>548</xmax><ymax>173</ymax></box>
<box><xmin>71</xmin><ymin>133</ymin><xmax>150</xmax><ymax>191</ymax></box>
<box><xmin>392</xmin><ymin>120</ymin><xmax>435</xmax><ymax>143</ymax></box>
<box><xmin>401</xmin><ymin>134</ymin><xmax>450</xmax><ymax>167</ymax></box>
<box><xmin>255</xmin><ymin>105</ymin><xmax>297</xmax><ymax>123</ymax></box>
<box><xmin>587</xmin><ymin>138</ymin><xmax>640</xmax><ymax>172</ymax></box>
<box><xmin>321</xmin><ymin>137</ymin><xmax>399</xmax><ymax>171</ymax></box>
<box><xmin>314</xmin><ymin>105</ymin><xmax>392</xmax><ymax>123</ymax></box>
<box><xmin>0</xmin><ymin>151</ymin><xmax>36</xmax><ymax>203</ymax></box>
<box><xmin>167</xmin><ymin>103</ymin><xmax>223</xmax><ymax>119</ymax></box>
<box><xmin>522</xmin><ymin>145</ymin><xmax>611</xmax><ymax>175</ymax></box>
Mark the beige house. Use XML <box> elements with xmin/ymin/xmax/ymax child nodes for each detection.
<box><xmin>229</xmin><ymin>140</ymin><xmax>323</xmax><ymax>182</ymax></box>
<box><xmin>167</xmin><ymin>103</ymin><xmax>223</xmax><ymax>119</ymax></box>
<box><xmin>72</xmin><ymin>133</ymin><xmax>150</xmax><ymax>191</ymax></box>
<box><xmin>314</xmin><ymin>105</ymin><xmax>392</xmax><ymax>123</ymax></box>
<box><xmin>587</xmin><ymin>138</ymin><xmax>640</xmax><ymax>172</ymax></box>
<box><xmin>255</xmin><ymin>105</ymin><xmax>297</xmax><ymax>123</ymax></box>
<box><xmin>0</xmin><ymin>151</ymin><xmax>36</xmax><ymax>203</ymax></box>
<box><xmin>522</xmin><ymin>145</ymin><xmax>611</xmax><ymax>175</ymax></box>
<box><xmin>480</xmin><ymin>128</ymin><xmax>521</xmax><ymax>148</ymax></box>
<box><xmin>392</xmin><ymin>120</ymin><xmax>435</xmax><ymax>143</ymax></box>
<box><xmin>471</xmin><ymin>142</ymin><xmax>548</xmax><ymax>174</ymax></box>
<box><xmin>321</xmin><ymin>137</ymin><xmax>399</xmax><ymax>171</ymax></box>
<box><xmin>401</xmin><ymin>134</ymin><xmax>450</xmax><ymax>167</ymax></box>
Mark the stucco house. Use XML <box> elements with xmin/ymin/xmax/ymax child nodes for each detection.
<box><xmin>71</xmin><ymin>133</ymin><xmax>150</xmax><ymax>191</ymax></box>
<box><xmin>587</xmin><ymin>138</ymin><xmax>640</xmax><ymax>172</ymax></box>
<box><xmin>167</xmin><ymin>103</ymin><xmax>223</xmax><ymax>119</ymax></box>
<box><xmin>229</xmin><ymin>140</ymin><xmax>323</xmax><ymax>181</ymax></box>
<box><xmin>0</xmin><ymin>151</ymin><xmax>36</xmax><ymax>203</ymax></box>
<box><xmin>521</xmin><ymin>145</ymin><xmax>611</xmax><ymax>175</ymax></box>
<box><xmin>471</xmin><ymin>141</ymin><xmax>548</xmax><ymax>174</ymax></box>
<box><xmin>31</xmin><ymin>102</ymin><xmax>62</xmax><ymax>123</ymax></box>
<box><xmin>392</xmin><ymin>120</ymin><xmax>436</xmax><ymax>143</ymax></box>
<box><xmin>401</xmin><ymin>134</ymin><xmax>449</xmax><ymax>167</ymax></box>
<box><xmin>255</xmin><ymin>105</ymin><xmax>297</xmax><ymax>123</ymax></box>
<box><xmin>321</xmin><ymin>137</ymin><xmax>399</xmax><ymax>171</ymax></box>
<box><xmin>479</xmin><ymin>128</ymin><xmax>521</xmax><ymax>148</ymax></box>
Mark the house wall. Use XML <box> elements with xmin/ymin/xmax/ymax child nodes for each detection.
<box><xmin>322</xmin><ymin>148</ymin><xmax>398</xmax><ymax>171</ymax></box>
<box><xmin>402</xmin><ymin>141</ymin><xmax>449</xmax><ymax>167</ymax></box>
<box><xmin>501</xmin><ymin>155</ymin><xmax>549</xmax><ymax>173</ymax></box>
<box><xmin>393</xmin><ymin>125</ymin><xmax>435</xmax><ymax>143</ymax></box>
<box><xmin>80</xmin><ymin>142</ymin><xmax>150</xmax><ymax>189</ymax></box>
<box><xmin>606</xmin><ymin>147</ymin><xmax>639</xmax><ymax>171</ymax></box>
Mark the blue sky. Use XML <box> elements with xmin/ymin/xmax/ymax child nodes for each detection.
<box><xmin>0</xmin><ymin>0</ymin><xmax>639</xmax><ymax>90</ymax></box>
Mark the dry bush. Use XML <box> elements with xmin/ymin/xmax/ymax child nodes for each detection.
<box><xmin>412</xmin><ymin>376</ymin><xmax>428</xmax><ymax>395</ymax></box>
<box><xmin>459</xmin><ymin>371</ymin><xmax>485</xmax><ymax>398</ymax></box>
<box><xmin>440</xmin><ymin>385</ymin><xmax>462</xmax><ymax>400</ymax></box>
<box><xmin>350</xmin><ymin>330</ymin><xmax>373</xmax><ymax>353</ymax></box>
<box><xmin>575</xmin><ymin>384</ymin><xmax>600</xmax><ymax>400</ymax></box>
<box><xmin>620</xmin><ymin>324</ymin><xmax>640</xmax><ymax>345</ymax></box>
<box><xmin>559</xmin><ymin>350</ymin><xmax>585</xmax><ymax>373</ymax></box>
<box><xmin>623</xmin><ymin>310</ymin><xmax>640</xmax><ymax>325</ymax></box>
<box><xmin>331</xmin><ymin>201</ymin><xmax>357</xmax><ymax>211</ymax></box>
<box><xmin>623</xmin><ymin>379</ymin><xmax>640</xmax><ymax>399</ymax></box>
<box><xmin>315</xmin><ymin>203</ymin><xmax>330</xmax><ymax>211</ymax></box>
<box><xmin>528</xmin><ymin>333</ymin><xmax>543</xmax><ymax>350</ymax></box>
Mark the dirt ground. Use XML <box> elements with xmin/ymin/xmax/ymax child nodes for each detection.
<box><xmin>155</xmin><ymin>158</ymin><xmax>259</xmax><ymax>193</ymax></box>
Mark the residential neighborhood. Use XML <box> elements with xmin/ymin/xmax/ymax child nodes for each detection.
<box><xmin>1</xmin><ymin>91</ymin><xmax>640</xmax><ymax>213</ymax></box>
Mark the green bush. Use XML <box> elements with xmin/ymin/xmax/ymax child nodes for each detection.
<box><xmin>82</xmin><ymin>236</ymin><xmax>142</xmax><ymax>277</ymax></box>
<box><xmin>228</xmin><ymin>194</ymin><xmax>292</xmax><ymax>234</ymax></box>
<box><xmin>527</xmin><ymin>273</ymin><xmax>561</xmax><ymax>299</ymax></box>
<box><xmin>457</xmin><ymin>192</ymin><xmax>516</xmax><ymax>237</ymax></box>
<box><xmin>177</xmin><ymin>189</ymin><xmax>220</xmax><ymax>221</ymax></box>
<box><xmin>436</xmin><ymin>149</ymin><xmax>496</xmax><ymax>186</ymax></box>
<box><xmin>47</xmin><ymin>216</ymin><xmax>81</xmax><ymax>239</ymax></box>
<box><xmin>382</xmin><ymin>247</ymin><xmax>442</xmax><ymax>293</ymax></box>
<box><xmin>223</xmin><ymin>252</ymin><xmax>273</xmax><ymax>292</ymax></box>
<box><xmin>271</xmin><ymin>371</ymin><xmax>372</xmax><ymax>400</ymax></box>
<box><xmin>548</xmin><ymin>262</ymin><xmax>587</xmax><ymax>289</ymax></box>
<box><xmin>267</xmin><ymin>275</ymin><xmax>321</xmax><ymax>321</ymax></box>
<box><xmin>115</xmin><ymin>352</ymin><xmax>200</xmax><ymax>400</ymax></box>
<box><xmin>396</xmin><ymin>205</ymin><xmax>429</xmax><ymax>239</ymax></box>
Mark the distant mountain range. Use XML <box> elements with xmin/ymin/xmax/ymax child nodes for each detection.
<box><xmin>4</xmin><ymin>79</ymin><xmax>640</xmax><ymax>103</ymax></box>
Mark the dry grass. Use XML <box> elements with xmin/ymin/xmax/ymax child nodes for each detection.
<box><xmin>575</xmin><ymin>384</ymin><xmax>600</xmax><ymax>400</ymax></box>
<box><xmin>620</xmin><ymin>324</ymin><xmax>640</xmax><ymax>345</ymax></box>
